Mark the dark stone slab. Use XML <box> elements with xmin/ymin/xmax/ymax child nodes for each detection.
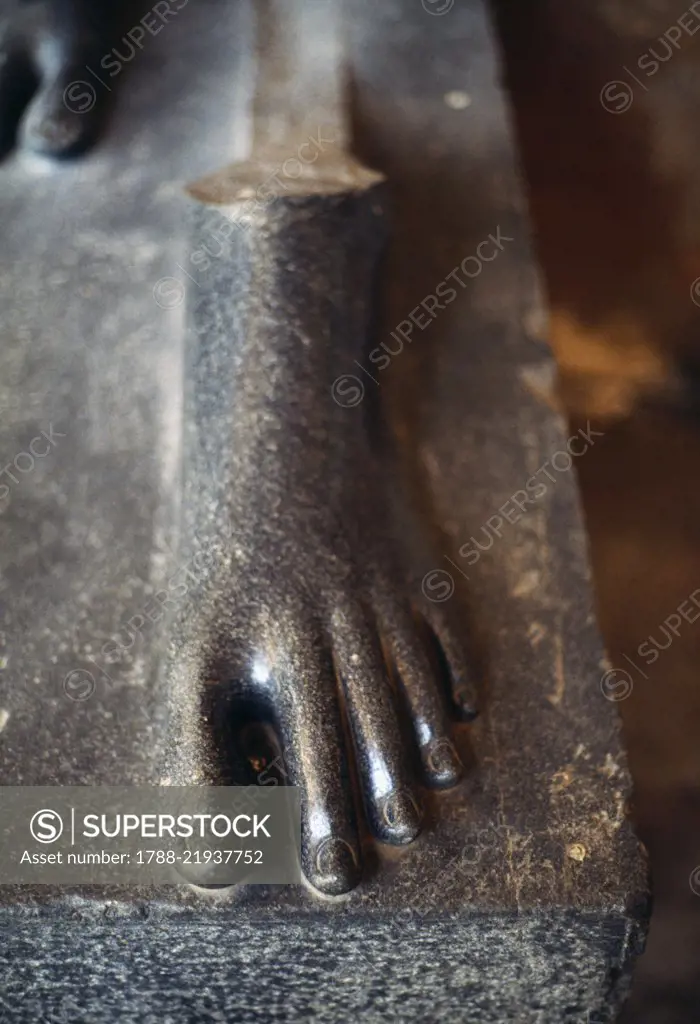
<box><xmin>0</xmin><ymin>0</ymin><xmax>648</xmax><ymax>1020</ymax></box>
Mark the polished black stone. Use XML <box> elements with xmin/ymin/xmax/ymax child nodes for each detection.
<box><xmin>0</xmin><ymin>0</ymin><xmax>649</xmax><ymax>1020</ymax></box>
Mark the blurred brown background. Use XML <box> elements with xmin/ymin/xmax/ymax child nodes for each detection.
<box><xmin>491</xmin><ymin>1</ymin><xmax>700</xmax><ymax>1020</ymax></box>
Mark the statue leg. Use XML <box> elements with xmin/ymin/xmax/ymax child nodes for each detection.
<box><xmin>162</xmin><ymin>177</ymin><xmax>480</xmax><ymax>896</ymax></box>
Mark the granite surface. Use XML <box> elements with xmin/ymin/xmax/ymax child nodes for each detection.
<box><xmin>0</xmin><ymin>0</ymin><xmax>648</xmax><ymax>1020</ymax></box>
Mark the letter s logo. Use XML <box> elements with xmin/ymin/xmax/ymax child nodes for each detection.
<box><xmin>30</xmin><ymin>809</ymin><xmax>64</xmax><ymax>844</ymax></box>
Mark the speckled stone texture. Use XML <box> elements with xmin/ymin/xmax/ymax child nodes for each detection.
<box><xmin>0</xmin><ymin>0</ymin><xmax>648</xmax><ymax>1020</ymax></box>
<box><xmin>0</xmin><ymin>907</ymin><xmax>644</xmax><ymax>1023</ymax></box>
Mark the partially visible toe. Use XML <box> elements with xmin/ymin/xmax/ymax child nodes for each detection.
<box><xmin>332</xmin><ymin>605</ymin><xmax>424</xmax><ymax>846</ymax></box>
<box><xmin>374</xmin><ymin>591</ymin><xmax>464</xmax><ymax>789</ymax></box>
<box><xmin>309</xmin><ymin>836</ymin><xmax>361</xmax><ymax>896</ymax></box>
<box><xmin>22</xmin><ymin>72</ymin><xmax>106</xmax><ymax>156</ymax></box>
